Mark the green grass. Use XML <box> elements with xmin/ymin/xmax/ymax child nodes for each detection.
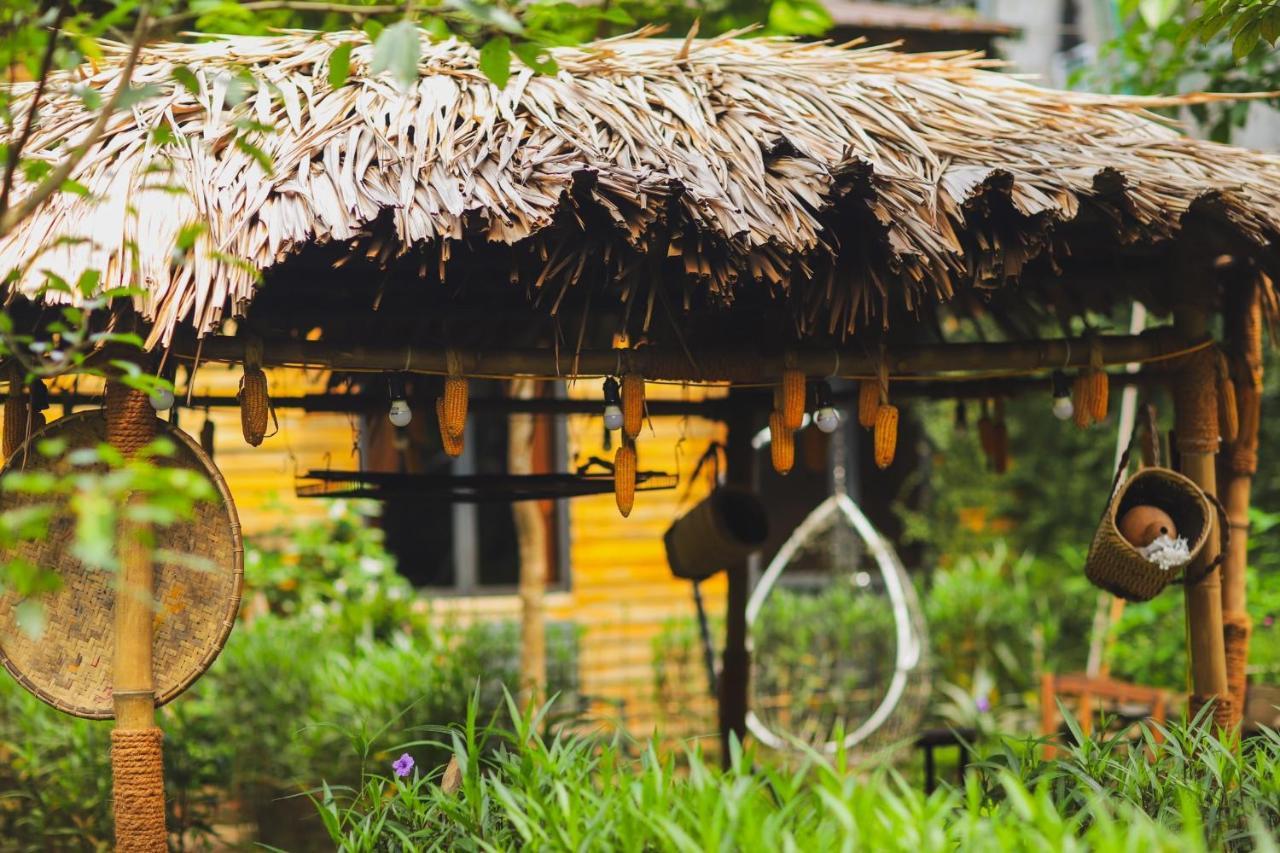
<box><xmin>303</xmin><ymin>695</ymin><xmax>1280</xmax><ymax>852</ymax></box>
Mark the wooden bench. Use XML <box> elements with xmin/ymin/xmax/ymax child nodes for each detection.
<box><xmin>1040</xmin><ymin>672</ymin><xmax>1169</xmax><ymax>758</ymax></box>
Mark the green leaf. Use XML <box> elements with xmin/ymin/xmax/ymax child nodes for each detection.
<box><xmin>448</xmin><ymin>0</ymin><xmax>525</xmax><ymax>35</ymax></box>
<box><xmin>372</xmin><ymin>21</ymin><xmax>422</xmax><ymax>88</ymax></box>
<box><xmin>1234</xmin><ymin>19</ymin><xmax>1261</xmax><ymax>57</ymax></box>
<box><xmin>328</xmin><ymin>42</ymin><xmax>354</xmax><ymax>89</ymax></box>
<box><xmin>115</xmin><ymin>83</ymin><xmax>162</xmax><ymax>111</ymax></box>
<box><xmin>14</xmin><ymin>600</ymin><xmax>45</xmax><ymax>639</ymax></box>
<box><xmin>234</xmin><ymin>136</ymin><xmax>275</xmax><ymax>175</ymax></box>
<box><xmin>513</xmin><ymin>41</ymin><xmax>558</xmax><ymax>76</ymax></box>
<box><xmin>75</xmin><ymin>269</ymin><xmax>100</xmax><ymax>298</ymax></box>
<box><xmin>480</xmin><ymin>36</ymin><xmax>512</xmax><ymax>88</ymax></box>
<box><xmin>767</xmin><ymin>0</ymin><xmax>833</xmax><ymax>37</ymax></box>
<box><xmin>172</xmin><ymin>65</ymin><xmax>200</xmax><ymax>97</ymax></box>
<box><xmin>1138</xmin><ymin>0</ymin><xmax>1179</xmax><ymax>29</ymax></box>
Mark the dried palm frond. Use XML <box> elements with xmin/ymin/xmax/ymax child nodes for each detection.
<box><xmin>2</xmin><ymin>31</ymin><xmax>1280</xmax><ymax>347</ymax></box>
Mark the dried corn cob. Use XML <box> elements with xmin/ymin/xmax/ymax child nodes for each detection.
<box><xmin>239</xmin><ymin>365</ymin><xmax>270</xmax><ymax>446</ymax></box>
<box><xmin>1071</xmin><ymin>373</ymin><xmax>1094</xmax><ymax>429</ymax></box>
<box><xmin>1216</xmin><ymin>352</ymin><xmax>1239</xmax><ymax>443</ymax></box>
<box><xmin>780</xmin><ymin>369</ymin><xmax>805</xmax><ymax>431</ymax></box>
<box><xmin>991</xmin><ymin>399</ymin><xmax>1009</xmax><ymax>474</ymax></box>
<box><xmin>858</xmin><ymin>381</ymin><xmax>879</xmax><ymax>428</ymax></box>
<box><xmin>874</xmin><ymin>404</ymin><xmax>899</xmax><ymax>469</ymax></box>
<box><xmin>622</xmin><ymin>373</ymin><xmax>644</xmax><ymax>439</ymax></box>
<box><xmin>769</xmin><ymin>411</ymin><xmax>794</xmax><ymax>475</ymax></box>
<box><xmin>3</xmin><ymin>387</ymin><xmax>26</xmax><ymax>459</ymax></box>
<box><xmin>437</xmin><ymin>398</ymin><xmax>464</xmax><ymax>458</ymax></box>
<box><xmin>442</xmin><ymin>376</ymin><xmax>468</xmax><ymax>439</ymax></box>
<box><xmin>614</xmin><ymin>442</ymin><xmax>636</xmax><ymax>517</ymax></box>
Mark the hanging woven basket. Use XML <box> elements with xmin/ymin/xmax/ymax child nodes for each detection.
<box><xmin>1084</xmin><ymin>465</ymin><xmax>1227</xmax><ymax>602</ymax></box>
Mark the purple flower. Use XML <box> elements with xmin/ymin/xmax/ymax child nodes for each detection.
<box><xmin>975</xmin><ymin>695</ymin><xmax>991</xmax><ymax>713</ymax></box>
<box><xmin>1265</xmin><ymin>615</ymin><xmax>1275</xmax><ymax>628</ymax></box>
<box><xmin>392</xmin><ymin>753</ymin><xmax>414</xmax><ymax>778</ymax></box>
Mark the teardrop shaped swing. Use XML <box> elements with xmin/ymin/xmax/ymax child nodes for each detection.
<box><xmin>746</xmin><ymin>435</ymin><xmax>928</xmax><ymax>753</ymax></box>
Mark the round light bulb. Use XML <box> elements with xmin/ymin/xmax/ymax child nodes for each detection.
<box><xmin>149</xmin><ymin>387</ymin><xmax>175</xmax><ymax>412</ymax></box>
<box><xmin>603</xmin><ymin>404</ymin><xmax>624</xmax><ymax>431</ymax></box>
<box><xmin>1052</xmin><ymin>395</ymin><xmax>1074</xmax><ymax>420</ymax></box>
<box><xmin>814</xmin><ymin>406</ymin><xmax>840</xmax><ymax>434</ymax></box>
<box><xmin>388</xmin><ymin>399</ymin><xmax>413</xmax><ymax>427</ymax></box>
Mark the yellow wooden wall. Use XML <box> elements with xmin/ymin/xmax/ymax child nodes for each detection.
<box><xmin>193</xmin><ymin>366</ymin><xmax>727</xmax><ymax>739</ymax></box>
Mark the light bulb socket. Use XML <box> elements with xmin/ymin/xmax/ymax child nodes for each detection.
<box><xmin>387</xmin><ymin>372</ymin><xmax>408</xmax><ymax>402</ymax></box>
<box><xmin>602</xmin><ymin>376</ymin><xmax>621</xmax><ymax>405</ymax></box>
<box><xmin>813</xmin><ymin>380</ymin><xmax>833</xmax><ymax>410</ymax></box>
<box><xmin>1051</xmin><ymin>369</ymin><xmax>1071</xmax><ymax>400</ymax></box>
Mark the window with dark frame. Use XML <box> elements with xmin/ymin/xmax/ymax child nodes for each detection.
<box><xmin>362</xmin><ymin>378</ymin><xmax>571</xmax><ymax>594</ymax></box>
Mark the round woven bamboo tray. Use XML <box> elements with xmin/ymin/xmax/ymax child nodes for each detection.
<box><xmin>0</xmin><ymin>411</ymin><xmax>243</xmax><ymax>719</ymax></box>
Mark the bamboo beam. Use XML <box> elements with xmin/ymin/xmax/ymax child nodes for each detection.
<box><xmin>158</xmin><ymin>329</ymin><xmax>1192</xmax><ymax>383</ymax></box>
<box><xmin>1220</xmin><ymin>277</ymin><xmax>1263</xmax><ymax>727</ymax></box>
<box><xmin>34</xmin><ymin>372</ymin><xmax>1159</xmax><ymax>418</ymax></box>
<box><xmin>1171</xmin><ymin>307</ymin><xmax>1231</xmax><ymax>729</ymax></box>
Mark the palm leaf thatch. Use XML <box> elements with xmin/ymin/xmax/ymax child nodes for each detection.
<box><xmin>3</xmin><ymin>30</ymin><xmax>1280</xmax><ymax>348</ymax></box>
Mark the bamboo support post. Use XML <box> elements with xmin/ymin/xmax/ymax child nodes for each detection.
<box><xmin>105</xmin><ymin>381</ymin><xmax>168</xmax><ymax>851</ymax></box>
<box><xmin>719</xmin><ymin>393</ymin><xmax>754</xmax><ymax>766</ymax></box>
<box><xmin>1220</xmin><ymin>278</ymin><xmax>1263</xmax><ymax>727</ymax></box>
<box><xmin>509</xmin><ymin>379</ymin><xmax>548</xmax><ymax>709</ymax></box>
<box><xmin>1170</xmin><ymin>308</ymin><xmax>1232</xmax><ymax>730</ymax></box>
<box><xmin>162</xmin><ymin>329</ymin><xmax>1193</xmax><ymax>384</ymax></box>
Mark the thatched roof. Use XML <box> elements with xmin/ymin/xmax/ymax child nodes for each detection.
<box><xmin>3</xmin><ymin>30</ymin><xmax>1280</xmax><ymax>348</ymax></box>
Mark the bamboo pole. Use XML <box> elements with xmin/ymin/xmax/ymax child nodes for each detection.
<box><xmin>159</xmin><ymin>329</ymin><xmax>1193</xmax><ymax>383</ymax></box>
<box><xmin>1220</xmin><ymin>277</ymin><xmax>1263</xmax><ymax>727</ymax></box>
<box><xmin>719</xmin><ymin>394</ymin><xmax>754</xmax><ymax>766</ymax></box>
<box><xmin>1171</xmin><ymin>307</ymin><xmax>1231</xmax><ymax>729</ymax></box>
<box><xmin>509</xmin><ymin>378</ymin><xmax>548</xmax><ymax>709</ymax></box>
<box><xmin>106</xmin><ymin>381</ymin><xmax>168</xmax><ymax>851</ymax></box>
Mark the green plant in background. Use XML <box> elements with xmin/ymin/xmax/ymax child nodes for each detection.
<box><xmin>305</xmin><ymin>692</ymin><xmax>1280</xmax><ymax>852</ymax></box>
<box><xmin>0</xmin><ymin>505</ymin><xmax>581</xmax><ymax>848</ymax></box>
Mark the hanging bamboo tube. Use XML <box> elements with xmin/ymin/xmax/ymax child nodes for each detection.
<box><xmin>105</xmin><ymin>380</ymin><xmax>168</xmax><ymax>851</ymax></box>
<box><xmin>1220</xmin><ymin>279</ymin><xmax>1263</xmax><ymax>728</ymax></box>
<box><xmin>1170</xmin><ymin>307</ymin><xmax>1231</xmax><ymax>730</ymax></box>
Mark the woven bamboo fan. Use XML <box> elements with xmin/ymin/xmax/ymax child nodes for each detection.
<box><xmin>0</xmin><ymin>411</ymin><xmax>243</xmax><ymax>719</ymax></box>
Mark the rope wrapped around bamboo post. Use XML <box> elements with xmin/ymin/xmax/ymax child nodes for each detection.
<box><xmin>110</xmin><ymin>728</ymin><xmax>167</xmax><ymax>852</ymax></box>
<box><xmin>1223</xmin><ymin>612</ymin><xmax>1251</xmax><ymax>723</ymax></box>
<box><xmin>1188</xmin><ymin>693</ymin><xmax>1235</xmax><ymax>731</ymax></box>
<box><xmin>105</xmin><ymin>380</ymin><xmax>167</xmax><ymax>852</ymax></box>
<box><xmin>1172</xmin><ymin>348</ymin><xmax>1220</xmax><ymax>456</ymax></box>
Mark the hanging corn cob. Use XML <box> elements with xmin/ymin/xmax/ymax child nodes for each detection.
<box><xmin>874</xmin><ymin>405</ymin><xmax>899</xmax><ymax>469</ymax></box>
<box><xmin>858</xmin><ymin>380</ymin><xmax>880</xmax><ymax>428</ymax></box>
<box><xmin>977</xmin><ymin>400</ymin><xmax>997</xmax><ymax>467</ymax></box>
<box><xmin>769</xmin><ymin>410</ymin><xmax>794</xmax><ymax>475</ymax></box>
<box><xmin>3</xmin><ymin>368</ymin><xmax>26</xmax><ymax>460</ymax></box>
<box><xmin>614</xmin><ymin>441</ymin><xmax>636</xmax><ymax>517</ymax></box>
<box><xmin>1071</xmin><ymin>373</ymin><xmax>1093</xmax><ymax>429</ymax></box>
<box><xmin>780</xmin><ymin>368</ymin><xmax>805</xmax><ymax>430</ymax></box>
<box><xmin>621</xmin><ymin>373</ymin><xmax>645</xmax><ymax>439</ymax></box>
<box><xmin>238</xmin><ymin>339</ymin><xmax>270</xmax><ymax>446</ymax></box>
<box><xmin>442</xmin><ymin>350</ymin><xmax>468</xmax><ymax>439</ymax></box>
<box><xmin>990</xmin><ymin>398</ymin><xmax>1010</xmax><ymax>474</ymax></box>
<box><xmin>436</xmin><ymin>398</ymin><xmax>464</xmax><ymax>458</ymax></box>
<box><xmin>1215</xmin><ymin>350</ymin><xmax>1239</xmax><ymax>443</ymax></box>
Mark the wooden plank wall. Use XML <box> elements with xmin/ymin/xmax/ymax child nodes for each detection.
<box><xmin>187</xmin><ymin>367</ymin><xmax>728</xmax><ymax>741</ymax></box>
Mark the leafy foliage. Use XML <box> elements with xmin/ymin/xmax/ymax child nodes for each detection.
<box><xmin>307</xmin><ymin>692</ymin><xmax>1280</xmax><ymax>851</ymax></box>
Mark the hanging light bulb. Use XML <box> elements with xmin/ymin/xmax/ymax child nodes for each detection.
<box><xmin>812</xmin><ymin>380</ymin><xmax>840</xmax><ymax>434</ymax></box>
<box><xmin>149</xmin><ymin>385</ymin><xmax>175</xmax><ymax>412</ymax></box>
<box><xmin>602</xmin><ymin>377</ymin><xmax>623</xmax><ymax>431</ymax></box>
<box><xmin>1051</xmin><ymin>370</ymin><xmax>1074</xmax><ymax>420</ymax></box>
<box><xmin>387</xmin><ymin>374</ymin><xmax>412</xmax><ymax>427</ymax></box>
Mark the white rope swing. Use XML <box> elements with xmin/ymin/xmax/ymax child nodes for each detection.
<box><xmin>745</xmin><ymin>493</ymin><xmax>926</xmax><ymax>753</ymax></box>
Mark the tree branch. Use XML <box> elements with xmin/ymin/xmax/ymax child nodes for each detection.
<box><xmin>0</xmin><ymin>2</ymin><xmax>152</xmax><ymax>240</ymax></box>
<box><xmin>0</xmin><ymin>2</ymin><xmax>70</xmax><ymax>221</ymax></box>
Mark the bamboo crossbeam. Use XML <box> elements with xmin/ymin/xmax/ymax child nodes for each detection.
<box><xmin>37</xmin><ymin>373</ymin><xmax>1159</xmax><ymax>420</ymax></box>
<box><xmin>160</xmin><ymin>328</ymin><xmax>1193</xmax><ymax>383</ymax></box>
